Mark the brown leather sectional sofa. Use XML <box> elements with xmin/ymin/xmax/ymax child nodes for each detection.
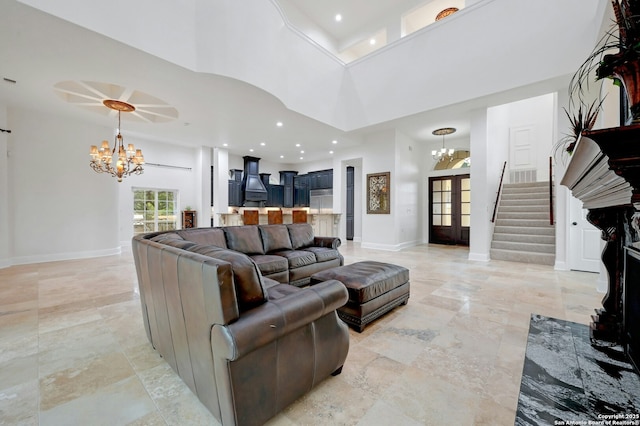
<box><xmin>132</xmin><ymin>223</ymin><xmax>350</xmax><ymax>426</ymax></box>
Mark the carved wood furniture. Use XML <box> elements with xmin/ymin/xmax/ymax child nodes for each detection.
<box><xmin>560</xmin><ymin>125</ymin><xmax>640</xmax><ymax>345</ymax></box>
<box><xmin>182</xmin><ymin>210</ymin><xmax>196</xmax><ymax>229</ymax></box>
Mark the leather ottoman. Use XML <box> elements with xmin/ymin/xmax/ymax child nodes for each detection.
<box><xmin>310</xmin><ymin>261</ymin><xmax>410</xmax><ymax>332</ymax></box>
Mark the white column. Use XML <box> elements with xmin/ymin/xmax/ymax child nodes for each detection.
<box><xmin>212</xmin><ymin>148</ymin><xmax>229</xmax><ymax>226</ymax></box>
<box><xmin>0</xmin><ymin>104</ymin><xmax>10</xmax><ymax>268</ymax></box>
<box><xmin>468</xmin><ymin>108</ymin><xmax>490</xmax><ymax>261</ymax></box>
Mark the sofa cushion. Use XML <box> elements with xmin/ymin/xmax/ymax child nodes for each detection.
<box><xmin>155</xmin><ymin>237</ymin><xmax>199</xmax><ymax>251</ymax></box>
<box><xmin>187</xmin><ymin>245</ymin><xmax>267</xmax><ymax>311</ymax></box>
<box><xmin>273</xmin><ymin>249</ymin><xmax>317</xmax><ymax>269</ymax></box>
<box><xmin>302</xmin><ymin>247</ymin><xmax>341</xmax><ymax>263</ymax></box>
<box><xmin>287</xmin><ymin>223</ymin><xmax>315</xmax><ymax>249</ymax></box>
<box><xmin>149</xmin><ymin>232</ymin><xmax>183</xmax><ymax>243</ymax></box>
<box><xmin>259</xmin><ymin>225</ymin><xmax>293</xmax><ymax>253</ymax></box>
<box><xmin>250</xmin><ymin>254</ymin><xmax>288</xmax><ymax>276</ymax></box>
<box><xmin>177</xmin><ymin>228</ymin><xmax>227</xmax><ymax>248</ymax></box>
<box><xmin>224</xmin><ymin>226</ymin><xmax>265</xmax><ymax>255</ymax></box>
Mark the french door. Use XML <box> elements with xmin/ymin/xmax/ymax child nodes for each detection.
<box><xmin>429</xmin><ymin>175</ymin><xmax>470</xmax><ymax>245</ymax></box>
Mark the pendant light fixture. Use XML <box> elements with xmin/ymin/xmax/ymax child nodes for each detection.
<box><xmin>89</xmin><ymin>100</ymin><xmax>144</xmax><ymax>182</ymax></box>
<box><xmin>432</xmin><ymin>127</ymin><xmax>456</xmax><ymax>161</ymax></box>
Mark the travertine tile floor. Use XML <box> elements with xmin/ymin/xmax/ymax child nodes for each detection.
<box><xmin>0</xmin><ymin>242</ymin><xmax>603</xmax><ymax>425</ymax></box>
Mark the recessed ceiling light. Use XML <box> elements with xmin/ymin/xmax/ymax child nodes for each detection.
<box><xmin>223</xmin><ymin>143</ymin><xmax>228</xmax><ymax>147</ymax></box>
<box><xmin>280</xmin><ymin>155</ymin><xmax>284</xmax><ymax>159</ymax></box>
<box><xmin>260</xmin><ymin>142</ymin><xmax>266</xmax><ymax>146</ymax></box>
<box><xmin>335</xmin><ymin>14</ymin><xmax>342</xmax><ymax>22</ymax></box>
<box><xmin>295</xmin><ymin>143</ymin><xmax>301</xmax><ymax>147</ymax></box>
<box><xmin>249</xmin><ymin>148</ymin><xmax>254</xmax><ymax>152</ymax></box>
<box><xmin>300</xmin><ymin>156</ymin><xmax>304</xmax><ymax>160</ymax></box>
<box><xmin>300</xmin><ymin>150</ymin><xmax>305</xmax><ymax>154</ymax></box>
<box><xmin>329</xmin><ymin>150</ymin><xmax>334</xmax><ymax>154</ymax></box>
<box><xmin>276</xmin><ymin>121</ymin><xmax>283</xmax><ymax>127</ymax></box>
<box><xmin>370</xmin><ymin>38</ymin><xmax>376</xmax><ymax>45</ymax></box>
<box><xmin>332</xmin><ymin>140</ymin><xmax>338</xmax><ymax>144</ymax></box>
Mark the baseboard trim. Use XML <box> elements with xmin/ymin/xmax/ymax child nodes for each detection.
<box><xmin>361</xmin><ymin>240</ymin><xmax>419</xmax><ymax>252</ymax></box>
<box><xmin>10</xmin><ymin>246</ymin><xmax>122</xmax><ymax>266</ymax></box>
<box><xmin>468</xmin><ymin>252</ymin><xmax>490</xmax><ymax>262</ymax></box>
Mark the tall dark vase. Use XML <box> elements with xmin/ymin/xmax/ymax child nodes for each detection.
<box><xmin>612</xmin><ymin>59</ymin><xmax>640</xmax><ymax>125</ymax></box>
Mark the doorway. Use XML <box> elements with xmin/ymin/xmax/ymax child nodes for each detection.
<box><xmin>429</xmin><ymin>174</ymin><xmax>470</xmax><ymax>245</ymax></box>
<box><xmin>568</xmin><ymin>195</ymin><xmax>601</xmax><ymax>273</ymax></box>
<box><xmin>346</xmin><ymin>166</ymin><xmax>354</xmax><ymax>240</ymax></box>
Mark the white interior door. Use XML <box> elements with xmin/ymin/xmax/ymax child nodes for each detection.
<box><xmin>569</xmin><ymin>195</ymin><xmax>601</xmax><ymax>272</ymax></box>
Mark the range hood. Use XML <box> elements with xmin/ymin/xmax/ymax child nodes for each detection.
<box><xmin>241</xmin><ymin>156</ymin><xmax>268</xmax><ymax>206</ymax></box>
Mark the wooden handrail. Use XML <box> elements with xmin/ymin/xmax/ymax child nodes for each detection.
<box><xmin>491</xmin><ymin>161</ymin><xmax>507</xmax><ymax>223</ymax></box>
<box><xmin>549</xmin><ymin>156</ymin><xmax>554</xmax><ymax>225</ymax></box>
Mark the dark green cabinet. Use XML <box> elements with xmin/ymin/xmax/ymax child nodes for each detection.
<box><xmin>280</xmin><ymin>171</ymin><xmax>298</xmax><ymax>208</ymax></box>
<box><xmin>228</xmin><ymin>169</ymin><xmax>243</xmax><ymax>207</ymax></box>
<box><xmin>308</xmin><ymin>169</ymin><xmax>333</xmax><ymax>190</ymax></box>
<box><xmin>294</xmin><ymin>174</ymin><xmax>309</xmax><ymax>207</ymax></box>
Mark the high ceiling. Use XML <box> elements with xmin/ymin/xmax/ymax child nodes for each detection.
<box><xmin>0</xmin><ymin>0</ymin><xmax>579</xmax><ymax>165</ymax></box>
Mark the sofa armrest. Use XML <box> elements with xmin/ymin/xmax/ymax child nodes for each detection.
<box><xmin>313</xmin><ymin>236</ymin><xmax>341</xmax><ymax>249</ymax></box>
<box><xmin>211</xmin><ymin>279</ymin><xmax>347</xmax><ymax>361</ymax></box>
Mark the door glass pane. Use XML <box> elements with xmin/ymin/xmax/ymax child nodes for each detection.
<box><xmin>461</xmin><ymin>216</ymin><xmax>470</xmax><ymax>227</ymax></box>
<box><xmin>461</xmin><ymin>191</ymin><xmax>471</xmax><ymax>203</ymax></box>
<box><xmin>442</xmin><ymin>180</ymin><xmax>452</xmax><ymax>191</ymax></box>
<box><xmin>433</xmin><ymin>181</ymin><xmax>442</xmax><ymax>191</ymax></box>
<box><xmin>443</xmin><ymin>215</ymin><xmax>452</xmax><ymax>226</ymax></box>
<box><xmin>433</xmin><ymin>215</ymin><xmax>441</xmax><ymax>226</ymax></box>
<box><xmin>433</xmin><ymin>192</ymin><xmax>442</xmax><ymax>203</ymax></box>
<box><xmin>461</xmin><ymin>203</ymin><xmax>470</xmax><ymax>215</ymax></box>
<box><xmin>461</xmin><ymin>178</ymin><xmax>470</xmax><ymax>190</ymax></box>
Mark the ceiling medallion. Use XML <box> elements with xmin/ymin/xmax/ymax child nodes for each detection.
<box><xmin>431</xmin><ymin>127</ymin><xmax>457</xmax><ymax>162</ymax></box>
<box><xmin>435</xmin><ymin>7</ymin><xmax>459</xmax><ymax>21</ymax></box>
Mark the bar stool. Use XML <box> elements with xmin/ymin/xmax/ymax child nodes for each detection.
<box><xmin>292</xmin><ymin>210</ymin><xmax>307</xmax><ymax>223</ymax></box>
<box><xmin>268</xmin><ymin>210</ymin><xmax>283</xmax><ymax>224</ymax></box>
<box><xmin>243</xmin><ymin>210</ymin><xmax>259</xmax><ymax>225</ymax></box>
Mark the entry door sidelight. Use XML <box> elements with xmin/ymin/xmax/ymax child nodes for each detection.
<box><xmin>429</xmin><ymin>174</ymin><xmax>470</xmax><ymax>245</ymax></box>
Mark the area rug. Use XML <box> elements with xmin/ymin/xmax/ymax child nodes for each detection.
<box><xmin>515</xmin><ymin>314</ymin><xmax>640</xmax><ymax>425</ymax></box>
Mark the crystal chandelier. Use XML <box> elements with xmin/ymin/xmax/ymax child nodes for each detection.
<box><xmin>431</xmin><ymin>127</ymin><xmax>456</xmax><ymax>161</ymax></box>
<box><xmin>90</xmin><ymin>100</ymin><xmax>144</xmax><ymax>182</ymax></box>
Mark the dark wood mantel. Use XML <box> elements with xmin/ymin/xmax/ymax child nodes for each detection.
<box><xmin>560</xmin><ymin>125</ymin><xmax>640</xmax><ymax>343</ymax></box>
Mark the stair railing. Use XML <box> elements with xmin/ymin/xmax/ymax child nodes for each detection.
<box><xmin>491</xmin><ymin>161</ymin><xmax>507</xmax><ymax>223</ymax></box>
<box><xmin>549</xmin><ymin>156</ymin><xmax>554</xmax><ymax>225</ymax></box>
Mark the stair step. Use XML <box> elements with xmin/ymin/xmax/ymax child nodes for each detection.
<box><xmin>493</xmin><ymin>225</ymin><xmax>555</xmax><ymax>236</ymax></box>
<box><xmin>500</xmin><ymin>198</ymin><xmax>550</xmax><ymax>206</ymax></box>
<box><xmin>494</xmin><ymin>218</ymin><xmax>554</xmax><ymax>228</ymax></box>
<box><xmin>499</xmin><ymin>205</ymin><xmax>549</xmax><ymax>213</ymax></box>
<box><xmin>490</xmin><ymin>248</ymin><xmax>555</xmax><ymax>266</ymax></box>
<box><xmin>497</xmin><ymin>211</ymin><xmax>550</xmax><ymax>220</ymax></box>
<box><xmin>500</xmin><ymin>192</ymin><xmax>549</xmax><ymax>201</ymax></box>
<box><xmin>502</xmin><ymin>182</ymin><xmax>549</xmax><ymax>190</ymax></box>
<box><xmin>490</xmin><ymin>240</ymin><xmax>555</xmax><ymax>254</ymax></box>
<box><xmin>492</xmin><ymin>233</ymin><xmax>555</xmax><ymax>244</ymax></box>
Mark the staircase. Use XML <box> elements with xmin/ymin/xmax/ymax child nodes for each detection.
<box><xmin>490</xmin><ymin>181</ymin><xmax>555</xmax><ymax>266</ymax></box>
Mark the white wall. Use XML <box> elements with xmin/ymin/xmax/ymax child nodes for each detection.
<box><xmin>117</xmin><ymin>139</ymin><xmax>202</xmax><ymax>246</ymax></box>
<box><xmin>19</xmin><ymin>0</ymin><xmax>605</xmax><ymax>132</ymax></box>
<box><xmin>395</xmin><ymin>131</ymin><xmax>422</xmax><ymax>248</ymax></box>
<box><xmin>8</xmin><ymin>107</ymin><xmax>120</xmax><ymax>264</ymax></box>
<box><xmin>359</xmin><ymin>130</ymin><xmax>398</xmax><ymax>250</ymax></box>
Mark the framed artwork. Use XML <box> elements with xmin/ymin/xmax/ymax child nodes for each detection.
<box><xmin>367</xmin><ymin>172</ymin><xmax>390</xmax><ymax>214</ymax></box>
